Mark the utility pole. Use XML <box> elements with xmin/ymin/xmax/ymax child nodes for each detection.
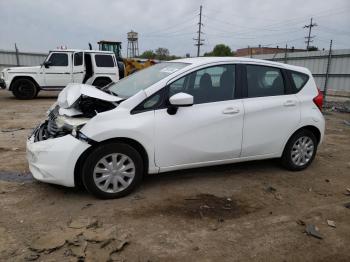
<box><xmin>284</xmin><ymin>44</ymin><xmax>288</xmax><ymax>64</ymax></box>
<box><xmin>324</xmin><ymin>39</ymin><xmax>333</xmax><ymax>104</ymax></box>
<box><xmin>194</xmin><ymin>5</ymin><xmax>204</xmax><ymax>57</ymax></box>
<box><xmin>304</xmin><ymin>18</ymin><xmax>317</xmax><ymax>50</ymax></box>
<box><xmin>14</xmin><ymin>43</ymin><xmax>20</xmax><ymax>66</ymax></box>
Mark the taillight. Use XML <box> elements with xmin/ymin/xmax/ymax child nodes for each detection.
<box><xmin>313</xmin><ymin>88</ymin><xmax>323</xmax><ymax>111</ymax></box>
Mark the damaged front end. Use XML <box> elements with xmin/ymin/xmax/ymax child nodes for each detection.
<box><xmin>32</xmin><ymin>83</ymin><xmax>123</xmax><ymax>142</ymax></box>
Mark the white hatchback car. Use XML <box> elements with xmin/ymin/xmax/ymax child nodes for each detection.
<box><xmin>26</xmin><ymin>57</ymin><xmax>325</xmax><ymax>198</ymax></box>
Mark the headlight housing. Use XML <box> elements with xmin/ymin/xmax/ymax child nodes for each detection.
<box><xmin>73</xmin><ymin>130</ymin><xmax>96</xmax><ymax>144</ymax></box>
<box><xmin>55</xmin><ymin>115</ymin><xmax>89</xmax><ymax>131</ymax></box>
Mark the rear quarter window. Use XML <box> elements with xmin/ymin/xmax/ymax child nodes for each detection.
<box><xmin>289</xmin><ymin>71</ymin><xmax>309</xmax><ymax>93</ymax></box>
<box><xmin>95</xmin><ymin>54</ymin><xmax>115</xmax><ymax>67</ymax></box>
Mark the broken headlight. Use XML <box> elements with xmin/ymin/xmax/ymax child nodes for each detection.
<box><xmin>55</xmin><ymin>115</ymin><xmax>89</xmax><ymax>134</ymax></box>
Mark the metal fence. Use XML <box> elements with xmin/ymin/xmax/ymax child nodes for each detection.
<box><xmin>1</xmin><ymin>47</ymin><xmax>350</xmax><ymax>97</ymax></box>
<box><xmin>246</xmin><ymin>48</ymin><xmax>350</xmax><ymax>97</ymax></box>
<box><xmin>0</xmin><ymin>49</ymin><xmax>47</xmax><ymax>72</ymax></box>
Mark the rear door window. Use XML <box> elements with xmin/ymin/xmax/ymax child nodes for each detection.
<box><xmin>95</xmin><ymin>54</ymin><xmax>114</xmax><ymax>67</ymax></box>
<box><xmin>246</xmin><ymin>65</ymin><xmax>285</xmax><ymax>98</ymax></box>
<box><xmin>74</xmin><ymin>52</ymin><xmax>83</xmax><ymax>66</ymax></box>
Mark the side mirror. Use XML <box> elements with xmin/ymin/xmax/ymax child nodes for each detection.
<box><xmin>43</xmin><ymin>61</ymin><xmax>52</xmax><ymax>68</ymax></box>
<box><xmin>167</xmin><ymin>92</ymin><xmax>193</xmax><ymax>115</ymax></box>
<box><xmin>169</xmin><ymin>92</ymin><xmax>193</xmax><ymax>107</ymax></box>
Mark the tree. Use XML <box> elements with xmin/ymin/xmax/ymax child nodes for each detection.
<box><xmin>139</xmin><ymin>50</ymin><xmax>156</xmax><ymax>59</ymax></box>
<box><xmin>155</xmin><ymin>47</ymin><xmax>170</xmax><ymax>60</ymax></box>
<box><xmin>307</xmin><ymin>46</ymin><xmax>318</xmax><ymax>51</ymax></box>
<box><xmin>204</xmin><ymin>44</ymin><xmax>233</xmax><ymax>57</ymax></box>
<box><xmin>139</xmin><ymin>48</ymin><xmax>180</xmax><ymax>60</ymax></box>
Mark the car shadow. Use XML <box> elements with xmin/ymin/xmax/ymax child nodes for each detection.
<box><xmin>15</xmin><ymin>159</ymin><xmax>285</xmax><ymax>199</ymax></box>
<box><xmin>142</xmin><ymin>158</ymin><xmax>283</xmax><ymax>186</ymax></box>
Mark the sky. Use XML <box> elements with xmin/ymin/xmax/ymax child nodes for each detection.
<box><xmin>0</xmin><ymin>0</ymin><xmax>349</xmax><ymax>57</ymax></box>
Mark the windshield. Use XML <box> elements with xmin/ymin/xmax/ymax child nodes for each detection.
<box><xmin>108</xmin><ymin>62</ymin><xmax>189</xmax><ymax>98</ymax></box>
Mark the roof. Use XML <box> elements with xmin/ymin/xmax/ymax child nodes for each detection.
<box><xmin>98</xmin><ymin>40</ymin><xmax>122</xmax><ymax>44</ymax></box>
<box><xmin>170</xmin><ymin>57</ymin><xmax>310</xmax><ymax>74</ymax></box>
<box><xmin>49</xmin><ymin>49</ymin><xmax>114</xmax><ymax>54</ymax></box>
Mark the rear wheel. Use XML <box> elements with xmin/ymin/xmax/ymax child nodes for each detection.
<box><xmin>82</xmin><ymin>143</ymin><xmax>144</xmax><ymax>199</ymax></box>
<box><xmin>11</xmin><ymin>78</ymin><xmax>38</xmax><ymax>99</ymax></box>
<box><xmin>281</xmin><ymin>129</ymin><xmax>317</xmax><ymax>171</ymax></box>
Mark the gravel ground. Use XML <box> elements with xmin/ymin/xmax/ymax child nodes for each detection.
<box><xmin>0</xmin><ymin>90</ymin><xmax>350</xmax><ymax>262</ymax></box>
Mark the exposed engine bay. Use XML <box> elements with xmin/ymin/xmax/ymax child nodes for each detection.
<box><xmin>32</xmin><ymin>83</ymin><xmax>123</xmax><ymax>142</ymax></box>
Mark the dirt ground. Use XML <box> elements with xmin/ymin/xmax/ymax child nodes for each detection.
<box><xmin>0</xmin><ymin>90</ymin><xmax>350</xmax><ymax>262</ymax></box>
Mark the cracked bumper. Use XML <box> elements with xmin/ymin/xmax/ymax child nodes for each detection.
<box><xmin>26</xmin><ymin>134</ymin><xmax>91</xmax><ymax>187</ymax></box>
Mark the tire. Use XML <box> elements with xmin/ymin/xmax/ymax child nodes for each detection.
<box><xmin>11</xmin><ymin>78</ymin><xmax>38</xmax><ymax>99</ymax></box>
<box><xmin>82</xmin><ymin>143</ymin><xmax>144</xmax><ymax>199</ymax></box>
<box><xmin>281</xmin><ymin>129</ymin><xmax>318</xmax><ymax>171</ymax></box>
<box><xmin>93</xmin><ymin>78</ymin><xmax>111</xmax><ymax>88</ymax></box>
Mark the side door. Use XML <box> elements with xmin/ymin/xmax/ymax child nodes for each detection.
<box><xmin>241</xmin><ymin>64</ymin><xmax>300</xmax><ymax>157</ymax></box>
<box><xmin>43</xmin><ymin>52</ymin><xmax>72</xmax><ymax>88</ymax></box>
<box><xmin>154</xmin><ymin>64</ymin><xmax>244</xmax><ymax>169</ymax></box>
<box><xmin>92</xmin><ymin>54</ymin><xmax>117</xmax><ymax>83</ymax></box>
<box><xmin>72</xmin><ymin>52</ymin><xmax>85</xmax><ymax>83</ymax></box>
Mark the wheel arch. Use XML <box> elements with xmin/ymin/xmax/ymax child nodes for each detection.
<box><xmin>299</xmin><ymin>125</ymin><xmax>321</xmax><ymax>144</ymax></box>
<box><xmin>282</xmin><ymin>125</ymin><xmax>321</xmax><ymax>154</ymax></box>
<box><xmin>10</xmin><ymin>75</ymin><xmax>40</xmax><ymax>91</ymax></box>
<box><xmin>74</xmin><ymin>137</ymin><xmax>149</xmax><ymax>188</ymax></box>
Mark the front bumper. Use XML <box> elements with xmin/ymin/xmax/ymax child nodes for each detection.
<box><xmin>0</xmin><ymin>78</ymin><xmax>6</xmax><ymax>89</ymax></box>
<box><xmin>26</xmin><ymin>133</ymin><xmax>91</xmax><ymax>187</ymax></box>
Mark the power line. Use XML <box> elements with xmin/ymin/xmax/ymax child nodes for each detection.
<box><xmin>142</xmin><ymin>15</ymin><xmax>197</xmax><ymax>36</ymax></box>
<box><xmin>203</xmin><ymin>7</ymin><xmax>348</xmax><ymax>37</ymax></box>
<box><xmin>261</xmin><ymin>37</ymin><xmax>306</xmax><ymax>47</ymax></box>
<box><xmin>193</xmin><ymin>5</ymin><xmax>204</xmax><ymax>57</ymax></box>
<box><xmin>204</xmin><ymin>5</ymin><xmax>350</xmax><ymax>25</ymax></box>
<box><xmin>204</xmin><ymin>23</ymin><xmax>302</xmax><ymax>38</ymax></box>
<box><xmin>304</xmin><ymin>18</ymin><xmax>318</xmax><ymax>49</ymax></box>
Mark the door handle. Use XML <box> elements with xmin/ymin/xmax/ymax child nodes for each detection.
<box><xmin>283</xmin><ymin>100</ymin><xmax>296</xmax><ymax>107</ymax></box>
<box><xmin>64</xmin><ymin>72</ymin><xmax>70</xmax><ymax>74</ymax></box>
<box><xmin>222</xmin><ymin>107</ymin><xmax>240</xmax><ymax>114</ymax></box>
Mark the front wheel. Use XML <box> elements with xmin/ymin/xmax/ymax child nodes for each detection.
<box><xmin>11</xmin><ymin>78</ymin><xmax>38</xmax><ymax>99</ymax></box>
<box><xmin>281</xmin><ymin>129</ymin><xmax>318</xmax><ymax>171</ymax></box>
<box><xmin>82</xmin><ymin>143</ymin><xmax>144</xmax><ymax>199</ymax></box>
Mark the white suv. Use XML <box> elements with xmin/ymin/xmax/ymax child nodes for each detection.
<box><xmin>26</xmin><ymin>57</ymin><xmax>325</xmax><ymax>199</ymax></box>
<box><xmin>0</xmin><ymin>49</ymin><xmax>119</xmax><ymax>99</ymax></box>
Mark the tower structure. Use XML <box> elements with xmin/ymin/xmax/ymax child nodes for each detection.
<box><xmin>127</xmin><ymin>30</ymin><xmax>139</xmax><ymax>58</ymax></box>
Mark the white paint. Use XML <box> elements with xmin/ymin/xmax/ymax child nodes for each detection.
<box><xmin>26</xmin><ymin>57</ymin><xmax>325</xmax><ymax>189</ymax></box>
<box><xmin>1</xmin><ymin>49</ymin><xmax>119</xmax><ymax>90</ymax></box>
<box><xmin>169</xmin><ymin>92</ymin><xmax>193</xmax><ymax>106</ymax></box>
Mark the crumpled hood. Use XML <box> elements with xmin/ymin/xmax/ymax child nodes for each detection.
<box><xmin>6</xmin><ymin>66</ymin><xmax>41</xmax><ymax>73</ymax></box>
<box><xmin>57</xmin><ymin>83</ymin><xmax>123</xmax><ymax>109</ymax></box>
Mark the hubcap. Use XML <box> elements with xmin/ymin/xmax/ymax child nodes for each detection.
<box><xmin>291</xmin><ymin>136</ymin><xmax>314</xmax><ymax>166</ymax></box>
<box><xmin>93</xmin><ymin>153</ymin><xmax>135</xmax><ymax>193</ymax></box>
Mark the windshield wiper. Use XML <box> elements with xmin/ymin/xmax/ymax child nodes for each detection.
<box><xmin>108</xmin><ymin>90</ymin><xmax>119</xmax><ymax>96</ymax></box>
